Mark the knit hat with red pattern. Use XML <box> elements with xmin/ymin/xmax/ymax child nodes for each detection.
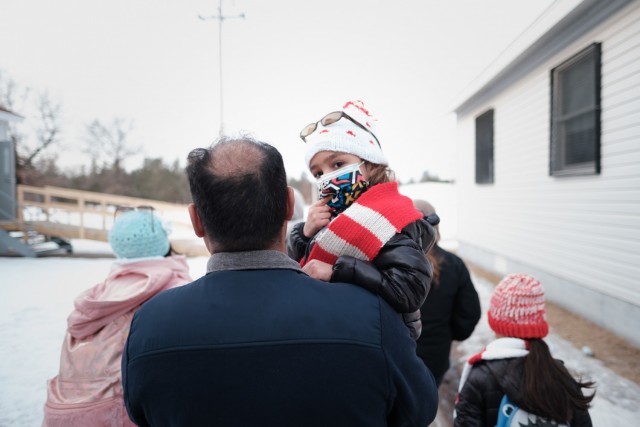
<box><xmin>488</xmin><ymin>273</ymin><xmax>549</xmax><ymax>339</ymax></box>
<box><xmin>304</xmin><ymin>100</ymin><xmax>388</xmax><ymax>167</ymax></box>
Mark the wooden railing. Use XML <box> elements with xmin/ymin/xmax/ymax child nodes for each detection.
<box><xmin>13</xmin><ymin>185</ymin><xmax>208</xmax><ymax>256</ymax></box>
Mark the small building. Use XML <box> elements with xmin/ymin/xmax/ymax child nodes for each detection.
<box><xmin>452</xmin><ymin>0</ymin><xmax>640</xmax><ymax>346</ymax></box>
<box><xmin>0</xmin><ymin>106</ymin><xmax>22</xmax><ymax>221</ymax></box>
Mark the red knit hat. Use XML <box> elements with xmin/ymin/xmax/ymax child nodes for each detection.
<box><xmin>488</xmin><ymin>273</ymin><xmax>549</xmax><ymax>339</ymax></box>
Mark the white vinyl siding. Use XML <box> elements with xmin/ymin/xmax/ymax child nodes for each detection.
<box><xmin>455</xmin><ymin>0</ymin><xmax>640</xmax><ymax>317</ymax></box>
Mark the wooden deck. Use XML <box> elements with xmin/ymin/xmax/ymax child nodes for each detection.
<box><xmin>2</xmin><ymin>185</ymin><xmax>208</xmax><ymax>257</ymax></box>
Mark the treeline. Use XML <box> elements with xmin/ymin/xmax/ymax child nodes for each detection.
<box><xmin>24</xmin><ymin>155</ymin><xmax>318</xmax><ymax>205</ymax></box>
<box><xmin>23</xmin><ymin>157</ymin><xmax>192</xmax><ymax>204</ymax></box>
<box><xmin>0</xmin><ymin>70</ymin><xmax>193</xmax><ymax>203</ymax></box>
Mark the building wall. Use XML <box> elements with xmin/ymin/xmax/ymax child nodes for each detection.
<box><xmin>0</xmin><ymin>121</ymin><xmax>8</xmax><ymax>141</ymax></box>
<box><xmin>454</xmin><ymin>1</ymin><xmax>640</xmax><ymax>346</ymax></box>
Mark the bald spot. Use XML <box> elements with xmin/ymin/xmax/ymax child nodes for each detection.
<box><xmin>209</xmin><ymin>140</ymin><xmax>265</xmax><ymax>176</ymax></box>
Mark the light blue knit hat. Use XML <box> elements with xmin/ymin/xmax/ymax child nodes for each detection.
<box><xmin>108</xmin><ymin>210</ymin><xmax>170</xmax><ymax>259</ymax></box>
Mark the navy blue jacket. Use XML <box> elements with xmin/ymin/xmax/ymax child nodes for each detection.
<box><xmin>122</xmin><ymin>254</ymin><xmax>438</xmax><ymax>427</ymax></box>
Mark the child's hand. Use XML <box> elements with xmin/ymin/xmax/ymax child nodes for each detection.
<box><xmin>303</xmin><ymin>197</ymin><xmax>332</xmax><ymax>238</ymax></box>
<box><xmin>302</xmin><ymin>260</ymin><xmax>333</xmax><ymax>282</ymax></box>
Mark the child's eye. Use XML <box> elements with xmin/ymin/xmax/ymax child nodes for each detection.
<box><xmin>333</xmin><ymin>161</ymin><xmax>344</xmax><ymax>169</ymax></box>
<box><xmin>313</xmin><ymin>171</ymin><xmax>323</xmax><ymax>179</ymax></box>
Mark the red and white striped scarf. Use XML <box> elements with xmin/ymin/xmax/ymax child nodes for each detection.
<box><xmin>301</xmin><ymin>182</ymin><xmax>421</xmax><ymax>267</ymax></box>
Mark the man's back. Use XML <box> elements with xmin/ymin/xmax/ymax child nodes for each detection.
<box><xmin>122</xmin><ymin>254</ymin><xmax>437</xmax><ymax>427</ymax></box>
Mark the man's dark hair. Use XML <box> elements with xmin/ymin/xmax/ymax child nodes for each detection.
<box><xmin>186</xmin><ymin>136</ymin><xmax>289</xmax><ymax>251</ymax></box>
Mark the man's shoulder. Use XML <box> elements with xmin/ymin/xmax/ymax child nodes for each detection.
<box><xmin>140</xmin><ymin>273</ymin><xmax>203</xmax><ymax>301</ymax></box>
<box><xmin>140</xmin><ymin>267</ymin><xmax>379</xmax><ymax>300</ymax></box>
<box><xmin>130</xmin><ymin>268</ymin><xmax>400</xmax><ymax>348</ymax></box>
<box><xmin>204</xmin><ymin>267</ymin><xmax>381</xmax><ymax>298</ymax></box>
<box><xmin>223</xmin><ymin>268</ymin><xmax>388</xmax><ymax>316</ymax></box>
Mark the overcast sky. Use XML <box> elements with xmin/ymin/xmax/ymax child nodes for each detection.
<box><xmin>1</xmin><ymin>0</ymin><xmax>554</xmax><ymax>182</ymax></box>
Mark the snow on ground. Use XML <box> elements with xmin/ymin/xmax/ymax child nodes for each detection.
<box><xmin>0</xmin><ymin>253</ymin><xmax>639</xmax><ymax>426</ymax></box>
<box><xmin>67</xmin><ymin>238</ymin><xmax>113</xmax><ymax>255</ymax></box>
<box><xmin>0</xmin><ymin>255</ymin><xmax>208</xmax><ymax>427</ymax></box>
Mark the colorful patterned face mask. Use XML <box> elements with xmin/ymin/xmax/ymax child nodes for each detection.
<box><xmin>316</xmin><ymin>162</ymin><xmax>369</xmax><ymax>214</ymax></box>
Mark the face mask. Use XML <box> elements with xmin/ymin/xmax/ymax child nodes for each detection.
<box><xmin>316</xmin><ymin>162</ymin><xmax>369</xmax><ymax>214</ymax></box>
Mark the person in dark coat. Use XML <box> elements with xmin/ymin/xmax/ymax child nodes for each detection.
<box><xmin>289</xmin><ymin>100</ymin><xmax>437</xmax><ymax>340</ymax></box>
<box><xmin>412</xmin><ymin>199</ymin><xmax>482</xmax><ymax>386</ymax></box>
<box><xmin>454</xmin><ymin>273</ymin><xmax>595</xmax><ymax>427</ymax></box>
<box><xmin>121</xmin><ymin>136</ymin><xmax>439</xmax><ymax>427</ymax></box>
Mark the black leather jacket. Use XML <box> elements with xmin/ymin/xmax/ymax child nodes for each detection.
<box><xmin>287</xmin><ymin>218</ymin><xmax>436</xmax><ymax>339</ymax></box>
<box><xmin>454</xmin><ymin>358</ymin><xmax>593</xmax><ymax>427</ymax></box>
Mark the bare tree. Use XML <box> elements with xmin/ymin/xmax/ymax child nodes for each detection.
<box><xmin>0</xmin><ymin>70</ymin><xmax>30</xmax><ymax>112</ymax></box>
<box><xmin>23</xmin><ymin>92</ymin><xmax>62</xmax><ymax>168</ymax></box>
<box><xmin>84</xmin><ymin>117</ymin><xmax>140</xmax><ymax>172</ymax></box>
<box><xmin>0</xmin><ymin>71</ymin><xmax>63</xmax><ymax>184</ymax></box>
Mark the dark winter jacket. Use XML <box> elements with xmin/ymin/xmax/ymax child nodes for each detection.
<box><xmin>288</xmin><ymin>218</ymin><xmax>435</xmax><ymax>338</ymax></box>
<box><xmin>416</xmin><ymin>245</ymin><xmax>481</xmax><ymax>385</ymax></box>
<box><xmin>122</xmin><ymin>251</ymin><xmax>438</xmax><ymax>427</ymax></box>
<box><xmin>454</xmin><ymin>357</ymin><xmax>593</xmax><ymax>427</ymax></box>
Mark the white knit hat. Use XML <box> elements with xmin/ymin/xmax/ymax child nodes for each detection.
<box><xmin>304</xmin><ymin>100</ymin><xmax>388</xmax><ymax>167</ymax></box>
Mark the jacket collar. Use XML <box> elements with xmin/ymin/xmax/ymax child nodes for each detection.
<box><xmin>206</xmin><ymin>250</ymin><xmax>303</xmax><ymax>273</ymax></box>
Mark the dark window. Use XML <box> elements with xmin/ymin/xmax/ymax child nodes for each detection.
<box><xmin>475</xmin><ymin>109</ymin><xmax>494</xmax><ymax>184</ymax></box>
<box><xmin>550</xmin><ymin>43</ymin><xmax>601</xmax><ymax>176</ymax></box>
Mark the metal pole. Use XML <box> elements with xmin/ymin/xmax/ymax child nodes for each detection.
<box><xmin>218</xmin><ymin>0</ymin><xmax>224</xmax><ymax>136</ymax></box>
<box><xmin>198</xmin><ymin>1</ymin><xmax>245</xmax><ymax>138</ymax></box>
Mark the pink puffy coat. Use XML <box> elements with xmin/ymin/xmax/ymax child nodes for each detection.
<box><xmin>42</xmin><ymin>256</ymin><xmax>192</xmax><ymax>427</ymax></box>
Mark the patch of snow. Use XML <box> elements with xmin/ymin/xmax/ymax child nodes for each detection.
<box><xmin>0</xmin><ymin>256</ymin><xmax>207</xmax><ymax>427</ymax></box>
<box><xmin>68</xmin><ymin>239</ymin><xmax>113</xmax><ymax>255</ymax></box>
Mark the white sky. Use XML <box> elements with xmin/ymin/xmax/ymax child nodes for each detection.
<box><xmin>1</xmin><ymin>0</ymin><xmax>554</xmax><ymax>183</ymax></box>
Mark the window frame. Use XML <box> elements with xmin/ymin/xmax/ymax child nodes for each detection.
<box><xmin>549</xmin><ymin>43</ymin><xmax>602</xmax><ymax>177</ymax></box>
<box><xmin>475</xmin><ymin>108</ymin><xmax>494</xmax><ymax>184</ymax></box>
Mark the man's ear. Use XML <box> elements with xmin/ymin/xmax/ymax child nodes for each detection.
<box><xmin>285</xmin><ymin>186</ymin><xmax>295</xmax><ymax>221</ymax></box>
<box><xmin>188</xmin><ymin>203</ymin><xmax>206</xmax><ymax>238</ymax></box>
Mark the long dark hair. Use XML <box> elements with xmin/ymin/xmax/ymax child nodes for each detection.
<box><xmin>412</xmin><ymin>199</ymin><xmax>442</xmax><ymax>286</ymax></box>
<box><xmin>521</xmin><ymin>339</ymin><xmax>595</xmax><ymax>422</ymax></box>
<box><xmin>427</xmin><ymin>248</ymin><xmax>442</xmax><ymax>287</ymax></box>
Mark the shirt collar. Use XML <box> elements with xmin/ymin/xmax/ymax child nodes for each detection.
<box><xmin>206</xmin><ymin>250</ymin><xmax>303</xmax><ymax>273</ymax></box>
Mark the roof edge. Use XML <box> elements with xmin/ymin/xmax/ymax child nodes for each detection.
<box><xmin>452</xmin><ymin>0</ymin><xmax>633</xmax><ymax>117</ymax></box>
<box><xmin>0</xmin><ymin>106</ymin><xmax>24</xmax><ymax>122</ymax></box>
